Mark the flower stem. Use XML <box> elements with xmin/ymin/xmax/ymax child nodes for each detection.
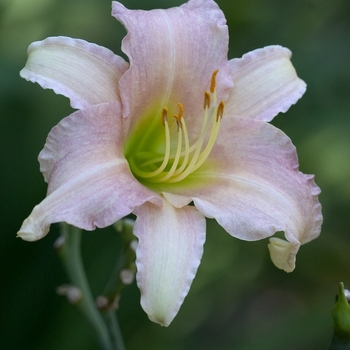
<box><xmin>105</xmin><ymin>309</ymin><xmax>126</xmax><ymax>350</ymax></box>
<box><xmin>57</xmin><ymin>223</ymin><xmax>114</xmax><ymax>350</ymax></box>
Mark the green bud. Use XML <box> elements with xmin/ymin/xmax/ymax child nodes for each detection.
<box><xmin>332</xmin><ymin>283</ymin><xmax>350</xmax><ymax>338</ymax></box>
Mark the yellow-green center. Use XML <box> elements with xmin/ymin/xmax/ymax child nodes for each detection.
<box><xmin>126</xmin><ymin>70</ymin><xmax>224</xmax><ymax>187</ymax></box>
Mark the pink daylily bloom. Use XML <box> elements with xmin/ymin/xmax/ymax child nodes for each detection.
<box><xmin>18</xmin><ymin>0</ymin><xmax>322</xmax><ymax>326</ymax></box>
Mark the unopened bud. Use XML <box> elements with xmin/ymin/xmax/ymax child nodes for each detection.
<box><xmin>114</xmin><ymin>220</ymin><xmax>123</xmax><ymax>233</ymax></box>
<box><xmin>333</xmin><ymin>283</ymin><xmax>350</xmax><ymax>337</ymax></box>
<box><xmin>120</xmin><ymin>269</ymin><xmax>134</xmax><ymax>285</ymax></box>
<box><xmin>56</xmin><ymin>284</ymin><xmax>81</xmax><ymax>304</ymax></box>
<box><xmin>130</xmin><ymin>240</ymin><xmax>138</xmax><ymax>252</ymax></box>
<box><xmin>96</xmin><ymin>295</ymin><xmax>109</xmax><ymax>310</ymax></box>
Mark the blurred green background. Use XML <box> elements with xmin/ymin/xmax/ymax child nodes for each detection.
<box><xmin>1</xmin><ymin>0</ymin><xmax>350</xmax><ymax>349</ymax></box>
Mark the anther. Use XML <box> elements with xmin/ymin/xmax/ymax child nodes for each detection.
<box><xmin>210</xmin><ymin>69</ymin><xmax>219</xmax><ymax>93</ymax></box>
<box><xmin>174</xmin><ymin>103</ymin><xmax>184</xmax><ymax>130</ymax></box>
<box><xmin>216</xmin><ymin>101</ymin><xmax>225</xmax><ymax>121</ymax></box>
<box><xmin>173</xmin><ymin>116</ymin><xmax>182</xmax><ymax>131</ymax></box>
<box><xmin>203</xmin><ymin>91</ymin><xmax>211</xmax><ymax>109</ymax></box>
<box><xmin>177</xmin><ymin>103</ymin><xmax>184</xmax><ymax>119</ymax></box>
<box><xmin>161</xmin><ymin>108</ymin><xmax>168</xmax><ymax>127</ymax></box>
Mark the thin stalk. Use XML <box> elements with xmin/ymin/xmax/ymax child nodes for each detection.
<box><xmin>58</xmin><ymin>223</ymin><xmax>114</xmax><ymax>350</ymax></box>
<box><xmin>105</xmin><ymin>309</ymin><xmax>126</xmax><ymax>350</ymax></box>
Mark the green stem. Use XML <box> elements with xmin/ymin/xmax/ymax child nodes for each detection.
<box><xmin>58</xmin><ymin>223</ymin><xmax>114</xmax><ymax>350</ymax></box>
<box><xmin>105</xmin><ymin>309</ymin><xmax>126</xmax><ymax>350</ymax></box>
<box><xmin>101</xmin><ymin>220</ymin><xmax>136</xmax><ymax>307</ymax></box>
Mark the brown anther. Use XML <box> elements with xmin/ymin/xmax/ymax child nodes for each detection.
<box><xmin>203</xmin><ymin>91</ymin><xmax>211</xmax><ymax>109</ymax></box>
<box><xmin>173</xmin><ymin>103</ymin><xmax>184</xmax><ymax>131</ymax></box>
<box><xmin>161</xmin><ymin>108</ymin><xmax>168</xmax><ymax>127</ymax></box>
<box><xmin>216</xmin><ymin>101</ymin><xmax>225</xmax><ymax>121</ymax></box>
<box><xmin>174</xmin><ymin>116</ymin><xmax>182</xmax><ymax>131</ymax></box>
<box><xmin>210</xmin><ymin>69</ymin><xmax>219</xmax><ymax>93</ymax></box>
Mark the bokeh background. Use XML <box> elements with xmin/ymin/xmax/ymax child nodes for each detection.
<box><xmin>1</xmin><ymin>0</ymin><xmax>350</xmax><ymax>349</ymax></box>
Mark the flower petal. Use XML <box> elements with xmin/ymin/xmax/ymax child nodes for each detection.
<box><xmin>17</xmin><ymin>102</ymin><xmax>161</xmax><ymax>241</ymax></box>
<box><xmin>225</xmin><ymin>46</ymin><xmax>306</xmax><ymax>122</ymax></box>
<box><xmin>165</xmin><ymin>116</ymin><xmax>322</xmax><ymax>272</ymax></box>
<box><xmin>133</xmin><ymin>200</ymin><xmax>206</xmax><ymax>326</ymax></box>
<box><xmin>20</xmin><ymin>37</ymin><xmax>128</xmax><ymax>109</ymax></box>
<box><xmin>268</xmin><ymin>237</ymin><xmax>298</xmax><ymax>273</ymax></box>
<box><xmin>112</xmin><ymin>0</ymin><xmax>233</xmax><ymax>133</ymax></box>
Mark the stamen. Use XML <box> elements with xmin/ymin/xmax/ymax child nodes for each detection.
<box><xmin>129</xmin><ymin>108</ymin><xmax>171</xmax><ymax>178</ymax></box>
<box><xmin>194</xmin><ymin>101</ymin><xmax>224</xmax><ymax>170</ymax></box>
<box><xmin>130</xmin><ymin>69</ymin><xmax>224</xmax><ymax>185</ymax></box>
<box><xmin>173</xmin><ymin>105</ymin><xmax>190</xmax><ymax>176</ymax></box>
<box><xmin>161</xmin><ymin>107</ymin><xmax>168</xmax><ymax>126</ymax></box>
<box><xmin>216</xmin><ymin>101</ymin><xmax>225</xmax><ymax>121</ymax></box>
<box><xmin>173</xmin><ymin>104</ymin><xmax>184</xmax><ymax>131</ymax></box>
<box><xmin>169</xmin><ymin>99</ymin><xmax>224</xmax><ymax>183</ymax></box>
<box><xmin>174</xmin><ymin>116</ymin><xmax>181</xmax><ymax>131</ymax></box>
<box><xmin>210</xmin><ymin>69</ymin><xmax>219</xmax><ymax>93</ymax></box>
<box><xmin>203</xmin><ymin>91</ymin><xmax>211</xmax><ymax>109</ymax></box>
<box><xmin>155</xmin><ymin>117</ymin><xmax>183</xmax><ymax>182</ymax></box>
<box><xmin>177</xmin><ymin>103</ymin><xmax>184</xmax><ymax>119</ymax></box>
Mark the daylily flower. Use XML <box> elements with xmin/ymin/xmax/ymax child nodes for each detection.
<box><xmin>18</xmin><ymin>0</ymin><xmax>322</xmax><ymax>326</ymax></box>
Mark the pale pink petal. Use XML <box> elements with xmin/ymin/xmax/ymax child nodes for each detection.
<box><xmin>17</xmin><ymin>102</ymin><xmax>161</xmax><ymax>242</ymax></box>
<box><xmin>268</xmin><ymin>238</ymin><xmax>298</xmax><ymax>273</ymax></box>
<box><xmin>225</xmin><ymin>46</ymin><xmax>306</xmax><ymax>122</ymax></box>
<box><xmin>112</xmin><ymin>0</ymin><xmax>233</xmax><ymax>134</ymax></box>
<box><xmin>133</xmin><ymin>200</ymin><xmax>206</xmax><ymax>326</ymax></box>
<box><xmin>20</xmin><ymin>37</ymin><xmax>128</xmax><ymax>109</ymax></box>
<box><xmin>164</xmin><ymin>116</ymin><xmax>322</xmax><ymax>272</ymax></box>
<box><xmin>162</xmin><ymin>192</ymin><xmax>192</xmax><ymax>208</ymax></box>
